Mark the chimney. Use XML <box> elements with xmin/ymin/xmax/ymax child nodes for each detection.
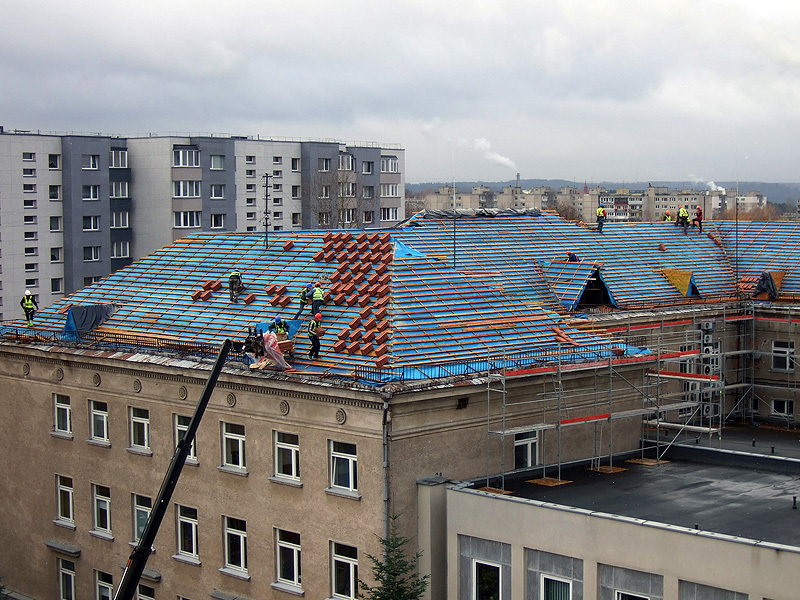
<box><xmin>516</xmin><ymin>173</ymin><xmax>520</xmax><ymax>189</ymax></box>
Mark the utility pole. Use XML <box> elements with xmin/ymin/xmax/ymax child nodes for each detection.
<box><xmin>262</xmin><ymin>172</ymin><xmax>272</xmax><ymax>249</ymax></box>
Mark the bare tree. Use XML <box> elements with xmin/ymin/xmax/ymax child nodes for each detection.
<box><xmin>308</xmin><ymin>155</ymin><xmax>372</xmax><ymax>229</ymax></box>
<box><xmin>555</xmin><ymin>200</ymin><xmax>581</xmax><ymax>222</ymax></box>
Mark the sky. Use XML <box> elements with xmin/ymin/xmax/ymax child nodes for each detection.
<box><xmin>2</xmin><ymin>0</ymin><xmax>800</xmax><ymax>185</ymax></box>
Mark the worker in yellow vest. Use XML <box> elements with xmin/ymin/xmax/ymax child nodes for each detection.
<box><xmin>596</xmin><ymin>206</ymin><xmax>606</xmax><ymax>233</ymax></box>
<box><xmin>20</xmin><ymin>290</ymin><xmax>38</xmax><ymax>327</ymax></box>
<box><xmin>307</xmin><ymin>313</ymin><xmax>322</xmax><ymax>359</ymax></box>
<box><xmin>311</xmin><ymin>282</ymin><xmax>325</xmax><ymax>315</ymax></box>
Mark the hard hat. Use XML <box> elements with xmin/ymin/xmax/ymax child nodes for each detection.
<box><xmin>274</xmin><ymin>316</ymin><xmax>281</xmax><ymax>323</ymax></box>
<box><xmin>315</xmin><ymin>313</ymin><xmax>322</xmax><ymax>320</ymax></box>
<box><xmin>307</xmin><ymin>283</ymin><xmax>313</xmax><ymax>289</ymax></box>
<box><xmin>25</xmin><ymin>290</ymin><xmax>31</xmax><ymax>295</ymax></box>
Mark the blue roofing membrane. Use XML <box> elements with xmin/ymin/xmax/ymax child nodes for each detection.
<box><xmin>9</xmin><ymin>212</ymin><xmax>796</xmax><ymax>381</ymax></box>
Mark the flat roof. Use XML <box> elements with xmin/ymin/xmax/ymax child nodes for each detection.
<box><xmin>490</xmin><ymin>447</ymin><xmax>800</xmax><ymax>548</ymax></box>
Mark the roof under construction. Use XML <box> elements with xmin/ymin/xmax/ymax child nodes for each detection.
<box><xmin>5</xmin><ymin>210</ymin><xmax>800</xmax><ymax>383</ymax></box>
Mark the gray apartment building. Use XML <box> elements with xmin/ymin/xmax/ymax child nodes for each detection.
<box><xmin>0</xmin><ymin>130</ymin><xmax>405</xmax><ymax>320</ymax></box>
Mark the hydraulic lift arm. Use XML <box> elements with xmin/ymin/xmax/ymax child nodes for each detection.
<box><xmin>113</xmin><ymin>339</ymin><xmax>232</xmax><ymax>600</ymax></box>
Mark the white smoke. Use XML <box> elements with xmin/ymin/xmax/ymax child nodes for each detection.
<box><xmin>706</xmin><ymin>180</ymin><xmax>726</xmax><ymax>193</ymax></box>
<box><xmin>473</xmin><ymin>138</ymin><xmax>517</xmax><ymax>171</ymax></box>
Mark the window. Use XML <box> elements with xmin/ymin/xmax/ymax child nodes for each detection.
<box><xmin>245</xmin><ymin>155</ymin><xmax>256</xmax><ymax>164</ymax></box>
<box><xmin>380</xmin><ymin>207</ymin><xmax>399</xmax><ymax>221</ymax></box>
<box><xmin>246</xmin><ymin>197</ymin><xmax>256</xmax><ymax>206</ymax></box>
<box><xmin>616</xmin><ymin>593</ymin><xmax>648</xmax><ymax>600</ymax></box>
<box><xmin>24</xmin><ymin>197</ymin><xmax>37</xmax><ymax>208</ymax></box>
<box><xmin>174</xmin><ymin>148</ymin><xmax>200</xmax><ymax>167</ymax></box>
<box><xmin>111</xmin><ymin>241</ymin><xmax>130</xmax><ymax>259</ymax></box>
<box><xmin>90</xmin><ymin>400</ymin><xmax>109</xmax><ymax>443</ymax></box>
<box><xmin>292</xmin><ymin>185</ymin><xmax>300</xmax><ymax>199</ymax></box>
<box><xmin>49</xmin><ymin>184</ymin><xmax>61</xmax><ymax>200</ymax></box>
<box><xmin>210</xmin><ymin>214</ymin><xmax>225</xmax><ymax>229</ymax></box>
<box><xmin>174</xmin><ymin>211</ymin><xmax>202</xmax><ymax>228</ymax></box>
<box><xmin>246</xmin><ymin>169</ymin><xmax>256</xmax><ymax>178</ymax></box>
<box><xmin>23</xmin><ymin>151</ymin><xmax>35</xmax><ymax>161</ymax></box>
<box><xmin>51</xmin><ymin>278</ymin><xmax>64</xmax><ymax>293</ymax></box>
<box><xmin>514</xmin><ymin>431</ymin><xmax>538</xmax><ymax>470</ymax></box>
<box><xmin>56</xmin><ymin>474</ymin><xmax>74</xmax><ymax>524</ymax></box>
<box><xmin>173</xmin><ymin>180</ymin><xmax>201</xmax><ymax>197</ymax></box>
<box><xmin>273</xmin><ymin>155</ymin><xmax>282</xmax><ymax>164</ymax></box>
<box><xmin>174</xmin><ymin>414</ymin><xmax>197</xmax><ymax>461</ymax></box>
<box><xmin>319</xmin><ymin>158</ymin><xmax>331</xmax><ymax>172</ymax></box>
<box><xmin>49</xmin><ymin>154</ymin><xmax>61</xmax><ymax>169</ymax></box>
<box><xmin>24</xmin><ymin>215</ymin><xmax>37</xmax><ymax>225</ymax></box>
<box><xmin>222</xmin><ymin>422</ymin><xmax>246</xmax><ymax>470</ymax></box>
<box><xmin>274</xmin><ymin>225</ymin><xmax>282</xmax><ymax>231</ymax></box>
<box><xmin>23</xmin><ymin>183</ymin><xmax>36</xmax><ymax>193</ymax></box>
<box><xmin>363</xmin><ymin>185</ymin><xmax>374</xmax><ymax>199</ymax></box>
<box><xmin>246</xmin><ymin>212</ymin><xmax>256</xmax><ymax>220</ymax></box>
<box><xmin>291</xmin><ymin>157</ymin><xmax>301</xmax><ymax>171</ymax></box>
<box><xmin>54</xmin><ymin>394</ymin><xmax>72</xmax><ymax>435</ymax></box>
<box><xmin>110</xmin><ymin>181</ymin><xmax>129</xmax><ymax>198</ymax></box>
<box><xmin>246</xmin><ymin>183</ymin><xmax>257</xmax><ymax>193</ymax></box>
<box><xmin>275</xmin><ymin>432</ymin><xmax>300</xmax><ymax>480</ymax></box>
<box><xmin>82</xmin><ymin>154</ymin><xmax>100</xmax><ymax>170</ymax></box>
<box><xmin>474</xmin><ymin>560</ymin><xmax>501</xmax><ymax>600</ymax></box>
<box><xmin>339</xmin><ymin>208</ymin><xmax>355</xmax><ymax>224</ymax></box>
<box><xmin>363</xmin><ymin>211</ymin><xmax>373</xmax><ymax>224</ymax></box>
<box><xmin>318</xmin><ymin>212</ymin><xmax>331</xmax><ymax>226</ymax></box>
<box><xmin>246</xmin><ymin>226</ymin><xmax>256</xmax><ymax>232</ymax></box>
<box><xmin>330</xmin><ymin>441</ymin><xmax>358</xmax><ymax>491</ymax></box>
<box><xmin>49</xmin><ymin>246</ymin><xmax>62</xmax><ymax>263</ymax></box>
<box><xmin>84</xmin><ymin>276</ymin><xmax>102</xmax><ymax>286</ymax></box>
<box><xmin>292</xmin><ymin>213</ymin><xmax>301</xmax><ymax>226</ymax></box>
<box><xmin>273</xmin><ymin>211</ymin><xmax>282</xmax><ymax>220</ymax></box>
<box><xmin>773</xmin><ymin>399</ymin><xmax>794</xmax><ymax>416</ymax></box>
<box><xmin>83</xmin><ymin>215</ymin><xmax>100</xmax><ymax>231</ymax></box>
<box><xmin>58</xmin><ymin>558</ymin><xmax>75</xmax><ymax>600</ymax></box>
<box><xmin>541</xmin><ymin>574</ymin><xmax>571</xmax><ymax>600</ymax></box>
<box><xmin>110</xmin><ymin>211</ymin><xmax>129</xmax><ymax>229</ymax></box>
<box><xmin>92</xmin><ymin>484</ymin><xmax>112</xmax><ymax>536</ymax></box>
<box><xmin>23</xmin><ymin>167</ymin><xmax>36</xmax><ymax>176</ymax></box>
<box><xmin>129</xmin><ymin>407</ymin><xmax>151</xmax><ymax>451</ymax></box>
<box><xmin>380</xmin><ymin>156</ymin><xmax>399</xmax><ymax>173</ymax></box>
<box><xmin>133</xmin><ymin>494</ymin><xmax>152</xmax><ymax>542</ymax></box>
<box><xmin>339</xmin><ymin>182</ymin><xmax>356</xmax><ymax>197</ymax></box>
<box><xmin>137</xmin><ymin>585</ymin><xmax>155</xmax><ymax>600</ymax></box>
<box><xmin>210</xmin><ymin>154</ymin><xmax>225</xmax><ymax>170</ymax></box>
<box><xmin>210</xmin><ymin>183</ymin><xmax>225</xmax><ymax>199</ymax></box>
<box><xmin>320</xmin><ymin>185</ymin><xmax>330</xmax><ymax>199</ymax></box>
<box><xmin>362</xmin><ymin>161</ymin><xmax>374</xmax><ymax>175</ymax></box>
<box><xmin>83</xmin><ymin>246</ymin><xmax>101</xmax><ymax>262</ymax></box>
<box><xmin>772</xmin><ymin>340</ymin><xmax>795</xmax><ymax>371</ymax></box>
<box><xmin>276</xmin><ymin>529</ymin><xmax>302</xmax><ymax>589</ymax></box>
<box><xmin>109</xmin><ymin>149</ymin><xmax>127</xmax><ymax>168</ymax></box>
<box><xmin>25</xmin><ymin>231</ymin><xmax>40</xmax><ymax>241</ymax></box>
<box><xmin>380</xmin><ymin>183</ymin><xmax>399</xmax><ymax>198</ymax></box>
<box><xmin>224</xmin><ymin>516</ymin><xmax>248</xmax><ymax>573</ymax></box>
<box><xmin>24</xmin><ymin>247</ymin><xmax>37</xmax><ymax>257</ymax></box>
<box><xmin>273</xmin><ymin>183</ymin><xmax>283</xmax><ymax>192</ymax></box>
<box><xmin>176</xmin><ymin>504</ymin><xmax>199</xmax><ymax>559</ymax></box>
<box><xmin>82</xmin><ymin>185</ymin><xmax>100</xmax><ymax>200</ymax></box>
<box><xmin>95</xmin><ymin>570</ymin><xmax>113</xmax><ymax>600</ymax></box>
<box><xmin>332</xmin><ymin>542</ymin><xmax>358</xmax><ymax>599</ymax></box>
<box><xmin>339</xmin><ymin>154</ymin><xmax>354</xmax><ymax>171</ymax></box>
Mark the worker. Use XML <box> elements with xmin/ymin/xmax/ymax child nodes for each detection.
<box><xmin>19</xmin><ymin>290</ymin><xmax>38</xmax><ymax>327</ymax></box>
<box><xmin>678</xmin><ymin>205</ymin><xmax>689</xmax><ymax>233</ymax></box>
<box><xmin>596</xmin><ymin>206</ymin><xmax>606</xmax><ymax>233</ymax></box>
<box><xmin>294</xmin><ymin>283</ymin><xmax>314</xmax><ymax>319</ymax></box>
<box><xmin>566</xmin><ymin>251</ymin><xmax>579</xmax><ymax>262</ymax></box>
<box><xmin>268</xmin><ymin>315</ymin><xmax>288</xmax><ymax>335</ymax></box>
<box><xmin>691</xmin><ymin>207</ymin><xmax>704</xmax><ymax>233</ymax></box>
<box><xmin>307</xmin><ymin>312</ymin><xmax>322</xmax><ymax>359</ymax></box>
<box><xmin>664</xmin><ymin>210</ymin><xmax>673</xmax><ymax>222</ymax></box>
<box><xmin>311</xmin><ymin>282</ymin><xmax>325</xmax><ymax>315</ymax></box>
<box><xmin>228</xmin><ymin>269</ymin><xmax>244</xmax><ymax>302</ymax></box>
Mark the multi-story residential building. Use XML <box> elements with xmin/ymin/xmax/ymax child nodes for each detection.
<box><xmin>0</xmin><ymin>131</ymin><xmax>405</xmax><ymax>320</ymax></box>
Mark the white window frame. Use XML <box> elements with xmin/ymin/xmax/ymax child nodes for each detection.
<box><xmin>49</xmin><ymin>153</ymin><xmax>61</xmax><ymax>169</ymax></box>
<box><xmin>110</xmin><ymin>211</ymin><xmax>129</xmax><ymax>229</ymax></box>
<box><xmin>50</xmin><ymin>216</ymin><xmax>63</xmax><ymax>232</ymax></box>
<box><xmin>224</xmin><ymin>516</ymin><xmax>248</xmax><ymax>573</ymax></box>
<box><xmin>137</xmin><ymin>584</ymin><xmax>155</xmax><ymax>600</ymax></box>
<box><xmin>273</xmin><ymin>155</ymin><xmax>282</xmax><ymax>164</ymax></box>
<box><xmin>23</xmin><ymin>167</ymin><xmax>36</xmax><ymax>177</ymax></box>
<box><xmin>362</xmin><ymin>161</ymin><xmax>374</xmax><ymax>175</ymax></box>
<box><xmin>83</xmin><ymin>246</ymin><xmax>101</xmax><ymax>262</ymax></box>
<box><xmin>339</xmin><ymin>182</ymin><xmax>356</xmax><ymax>197</ymax></box>
<box><xmin>514</xmin><ymin>431</ymin><xmax>538</xmax><ymax>470</ymax></box>
<box><xmin>339</xmin><ymin>154</ymin><xmax>354</xmax><ymax>171</ymax></box>
<box><xmin>174</xmin><ymin>211</ymin><xmax>202</xmax><ymax>228</ymax></box>
<box><xmin>110</xmin><ymin>181</ymin><xmax>129</xmax><ymax>198</ymax></box>
<box><xmin>319</xmin><ymin>157</ymin><xmax>331</xmax><ymax>172</ymax></box>
<box><xmin>23</xmin><ymin>182</ymin><xmax>36</xmax><ymax>193</ymax></box>
<box><xmin>56</xmin><ymin>474</ymin><xmax>74</xmax><ymax>525</ymax></box>
<box><xmin>133</xmin><ymin>493</ymin><xmax>152</xmax><ymax>543</ymax></box>
<box><xmin>54</xmin><ymin>393</ymin><xmax>72</xmax><ymax>436</ymax></box>
<box><xmin>380</xmin><ymin>156</ymin><xmax>399</xmax><ymax>173</ymax></box>
<box><xmin>59</xmin><ymin>558</ymin><xmax>76</xmax><ymax>600</ymax></box>
<box><xmin>90</xmin><ymin>400</ymin><xmax>109</xmax><ymax>443</ymax></box>
<box><xmin>291</xmin><ymin>157</ymin><xmax>301</xmax><ymax>172</ymax></box>
<box><xmin>174</xmin><ymin>414</ymin><xmax>197</xmax><ymax>461</ymax></box>
<box><xmin>109</xmin><ymin>149</ymin><xmax>128</xmax><ymax>168</ymax></box>
<box><xmin>363</xmin><ymin>211</ymin><xmax>373</xmax><ymax>224</ymax></box>
<box><xmin>176</xmin><ymin>504</ymin><xmax>199</xmax><ymax>559</ymax></box>
<box><xmin>210</xmin><ymin>213</ymin><xmax>225</xmax><ymax>229</ymax></box>
<box><xmin>772</xmin><ymin>340</ymin><xmax>795</xmax><ymax>372</ymax></box>
<box><xmin>292</xmin><ymin>185</ymin><xmax>300</xmax><ymax>199</ymax></box>
<box><xmin>51</xmin><ymin>277</ymin><xmax>64</xmax><ymax>294</ymax></box>
<box><xmin>173</xmin><ymin>149</ymin><xmax>199</xmax><ymax>167</ymax></box>
<box><xmin>381</xmin><ymin>207</ymin><xmax>399</xmax><ymax>221</ymax></box>
<box><xmin>331</xmin><ymin>542</ymin><xmax>358</xmax><ymax>599</ymax></box>
<box><xmin>540</xmin><ymin>573</ymin><xmax>571</xmax><ymax>600</ymax></box>
<box><xmin>210</xmin><ymin>154</ymin><xmax>225</xmax><ymax>170</ymax></box>
<box><xmin>274</xmin><ymin>431</ymin><xmax>300</xmax><ymax>480</ymax></box>
<box><xmin>222</xmin><ymin>422</ymin><xmax>247</xmax><ymax>470</ymax></box>
<box><xmin>245</xmin><ymin>155</ymin><xmax>256</xmax><ymax>164</ymax></box>
<box><xmin>772</xmin><ymin>398</ymin><xmax>795</xmax><ymax>416</ymax></box>
<box><xmin>129</xmin><ymin>407</ymin><xmax>151</xmax><ymax>451</ymax></box>
<box><xmin>82</xmin><ymin>185</ymin><xmax>100</xmax><ymax>200</ymax></box>
<box><xmin>380</xmin><ymin>183</ymin><xmax>399</xmax><ymax>198</ymax></box>
<box><xmin>616</xmin><ymin>592</ymin><xmax>649</xmax><ymax>600</ymax></box>
<box><xmin>318</xmin><ymin>212</ymin><xmax>331</xmax><ymax>226</ymax></box>
<box><xmin>363</xmin><ymin>185</ymin><xmax>374</xmax><ymax>199</ymax></box>
<box><xmin>330</xmin><ymin>441</ymin><xmax>358</xmax><ymax>492</ymax></box>
<box><xmin>210</xmin><ymin>183</ymin><xmax>225</xmax><ymax>199</ymax></box>
<box><xmin>22</xmin><ymin>151</ymin><xmax>35</xmax><ymax>161</ymax></box>
<box><xmin>82</xmin><ymin>154</ymin><xmax>100</xmax><ymax>170</ymax></box>
<box><xmin>276</xmin><ymin>528</ymin><xmax>302</xmax><ymax>589</ymax></box>
<box><xmin>339</xmin><ymin>208</ymin><xmax>355</xmax><ymax>224</ymax></box>
<box><xmin>50</xmin><ymin>184</ymin><xmax>61</xmax><ymax>200</ymax></box>
<box><xmin>320</xmin><ymin>185</ymin><xmax>330</xmax><ymax>199</ymax></box>
<box><xmin>95</xmin><ymin>570</ymin><xmax>114</xmax><ymax>600</ymax></box>
<box><xmin>173</xmin><ymin>180</ymin><xmax>201</xmax><ymax>198</ymax></box>
<box><xmin>82</xmin><ymin>215</ymin><xmax>100</xmax><ymax>231</ymax></box>
<box><xmin>111</xmin><ymin>241</ymin><xmax>130</xmax><ymax>259</ymax></box>
<box><xmin>92</xmin><ymin>484</ymin><xmax>112</xmax><ymax>536</ymax></box>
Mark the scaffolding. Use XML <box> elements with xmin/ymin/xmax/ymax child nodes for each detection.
<box><xmin>485</xmin><ymin>301</ymin><xmax>758</xmax><ymax>487</ymax></box>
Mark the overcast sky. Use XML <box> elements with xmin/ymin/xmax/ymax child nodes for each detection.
<box><xmin>2</xmin><ymin>1</ymin><xmax>799</xmax><ymax>185</ymax></box>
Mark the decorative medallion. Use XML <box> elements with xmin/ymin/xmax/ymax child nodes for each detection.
<box><xmin>133</xmin><ymin>379</ymin><xmax>142</xmax><ymax>393</ymax></box>
<box><xmin>226</xmin><ymin>393</ymin><xmax>237</xmax><ymax>407</ymax></box>
<box><xmin>179</xmin><ymin>386</ymin><xmax>188</xmax><ymax>400</ymax></box>
<box><xmin>279</xmin><ymin>400</ymin><xmax>290</xmax><ymax>415</ymax></box>
<box><xmin>56</xmin><ymin>367</ymin><xmax>64</xmax><ymax>381</ymax></box>
<box><xmin>335</xmin><ymin>408</ymin><xmax>347</xmax><ymax>425</ymax></box>
<box><xmin>22</xmin><ymin>363</ymin><xmax>30</xmax><ymax>376</ymax></box>
<box><xmin>93</xmin><ymin>373</ymin><xmax>102</xmax><ymax>387</ymax></box>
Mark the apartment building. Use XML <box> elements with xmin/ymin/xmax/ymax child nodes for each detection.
<box><xmin>0</xmin><ymin>131</ymin><xmax>405</xmax><ymax>320</ymax></box>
